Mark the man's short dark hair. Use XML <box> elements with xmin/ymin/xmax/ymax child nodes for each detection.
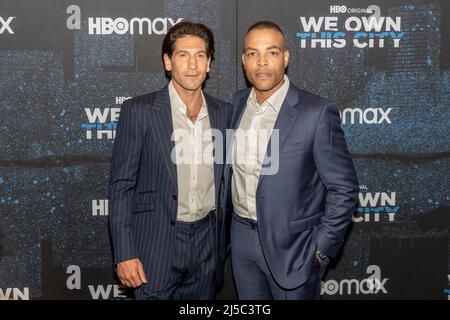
<box><xmin>162</xmin><ymin>21</ymin><xmax>215</xmax><ymax>60</ymax></box>
<box><xmin>245</xmin><ymin>20</ymin><xmax>285</xmax><ymax>40</ymax></box>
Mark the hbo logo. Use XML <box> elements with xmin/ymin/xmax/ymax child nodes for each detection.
<box><xmin>330</xmin><ymin>6</ymin><xmax>347</xmax><ymax>13</ymax></box>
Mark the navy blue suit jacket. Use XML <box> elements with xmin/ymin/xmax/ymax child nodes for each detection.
<box><xmin>224</xmin><ymin>83</ymin><xmax>359</xmax><ymax>289</ymax></box>
<box><xmin>108</xmin><ymin>85</ymin><xmax>231</xmax><ymax>291</ymax></box>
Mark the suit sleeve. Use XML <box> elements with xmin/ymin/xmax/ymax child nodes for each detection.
<box><xmin>108</xmin><ymin>99</ymin><xmax>144</xmax><ymax>264</ymax></box>
<box><xmin>312</xmin><ymin>103</ymin><xmax>359</xmax><ymax>258</ymax></box>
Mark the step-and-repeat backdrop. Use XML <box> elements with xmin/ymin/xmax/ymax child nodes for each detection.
<box><xmin>1</xmin><ymin>0</ymin><xmax>449</xmax><ymax>300</ymax></box>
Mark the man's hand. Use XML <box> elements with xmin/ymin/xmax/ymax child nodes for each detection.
<box><xmin>315</xmin><ymin>251</ymin><xmax>328</xmax><ymax>265</ymax></box>
<box><xmin>116</xmin><ymin>258</ymin><xmax>148</xmax><ymax>288</ymax></box>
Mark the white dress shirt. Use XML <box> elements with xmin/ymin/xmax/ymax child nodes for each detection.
<box><xmin>169</xmin><ymin>81</ymin><xmax>215</xmax><ymax>222</ymax></box>
<box><xmin>232</xmin><ymin>75</ymin><xmax>290</xmax><ymax>221</ymax></box>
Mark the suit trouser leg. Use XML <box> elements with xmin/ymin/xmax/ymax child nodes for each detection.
<box><xmin>136</xmin><ymin>225</ymin><xmax>191</xmax><ymax>300</ymax></box>
<box><xmin>138</xmin><ymin>212</ymin><xmax>217</xmax><ymax>300</ymax></box>
<box><xmin>231</xmin><ymin>214</ymin><xmax>273</xmax><ymax>300</ymax></box>
<box><xmin>231</xmin><ymin>213</ymin><xmax>328</xmax><ymax>300</ymax></box>
<box><xmin>172</xmin><ymin>214</ymin><xmax>217</xmax><ymax>300</ymax></box>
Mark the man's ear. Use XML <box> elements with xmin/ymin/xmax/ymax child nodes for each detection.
<box><xmin>163</xmin><ymin>53</ymin><xmax>172</xmax><ymax>72</ymax></box>
<box><xmin>284</xmin><ymin>49</ymin><xmax>289</xmax><ymax>68</ymax></box>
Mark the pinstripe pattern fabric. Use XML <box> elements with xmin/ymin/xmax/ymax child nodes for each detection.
<box><xmin>137</xmin><ymin>213</ymin><xmax>217</xmax><ymax>299</ymax></box>
<box><xmin>108</xmin><ymin>85</ymin><xmax>231</xmax><ymax>297</ymax></box>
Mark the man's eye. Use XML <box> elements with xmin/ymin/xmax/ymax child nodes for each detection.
<box><xmin>269</xmin><ymin>51</ymin><xmax>279</xmax><ymax>56</ymax></box>
<box><xmin>247</xmin><ymin>52</ymin><xmax>256</xmax><ymax>57</ymax></box>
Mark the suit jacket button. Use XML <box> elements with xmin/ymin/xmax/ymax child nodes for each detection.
<box><xmin>172</xmin><ymin>195</ymin><xmax>177</xmax><ymax>200</ymax></box>
<box><xmin>170</xmin><ymin>220</ymin><xmax>175</xmax><ymax>226</ymax></box>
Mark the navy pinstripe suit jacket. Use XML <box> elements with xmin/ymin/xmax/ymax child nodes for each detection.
<box><xmin>108</xmin><ymin>85</ymin><xmax>231</xmax><ymax>291</ymax></box>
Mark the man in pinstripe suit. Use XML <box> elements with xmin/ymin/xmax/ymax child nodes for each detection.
<box><xmin>108</xmin><ymin>22</ymin><xmax>231</xmax><ymax>300</ymax></box>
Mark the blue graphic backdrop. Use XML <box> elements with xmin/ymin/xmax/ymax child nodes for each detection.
<box><xmin>0</xmin><ymin>0</ymin><xmax>448</xmax><ymax>299</ymax></box>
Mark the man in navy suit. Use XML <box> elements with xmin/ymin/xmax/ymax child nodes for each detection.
<box><xmin>108</xmin><ymin>21</ymin><xmax>230</xmax><ymax>299</ymax></box>
<box><xmin>224</xmin><ymin>21</ymin><xmax>359</xmax><ymax>299</ymax></box>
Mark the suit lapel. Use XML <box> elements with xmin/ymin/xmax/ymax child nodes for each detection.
<box><xmin>225</xmin><ymin>92</ymin><xmax>249</xmax><ymax>177</ymax></box>
<box><xmin>148</xmin><ymin>86</ymin><xmax>177</xmax><ymax>189</ymax></box>
<box><xmin>257</xmin><ymin>84</ymin><xmax>301</xmax><ymax>188</ymax></box>
<box><xmin>232</xmin><ymin>95</ymin><xmax>249</xmax><ymax>130</ymax></box>
<box><xmin>204</xmin><ymin>94</ymin><xmax>223</xmax><ymax>200</ymax></box>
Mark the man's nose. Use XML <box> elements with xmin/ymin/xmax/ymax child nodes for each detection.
<box><xmin>257</xmin><ymin>54</ymin><xmax>268</xmax><ymax>66</ymax></box>
<box><xmin>188</xmin><ymin>56</ymin><xmax>197</xmax><ymax>69</ymax></box>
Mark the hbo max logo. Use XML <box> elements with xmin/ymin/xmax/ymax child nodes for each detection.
<box><xmin>330</xmin><ymin>6</ymin><xmax>347</xmax><ymax>13</ymax></box>
<box><xmin>66</xmin><ymin>5</ymin><xmax>182</xmax><ymax>35</ymax></box>
<box><xmin>321</xmin><ymin>265</ymin><xmax>389</xmax><ymax>296</ymax></box>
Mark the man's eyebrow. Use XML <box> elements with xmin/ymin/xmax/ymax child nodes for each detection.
<box><xmin>174</xmin><ymin>49</ymin><xmax>207</xmax><ymax>54</ymax></box>
<box><xmin>244</xmin><ymin>45</ymin><xmax>283</xmax><ymax>52</ymax></box>
<box><xmin>266</xmin><ymin>45</ymin><xmax>283</xmax><ymax>50</ymax></box>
